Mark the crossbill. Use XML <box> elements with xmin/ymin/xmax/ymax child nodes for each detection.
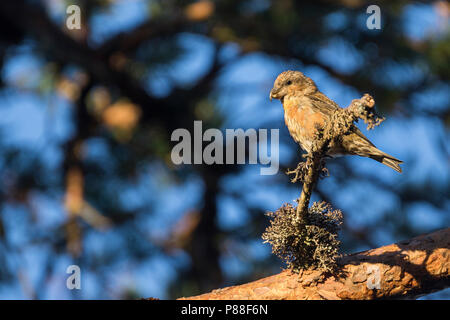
<box><xmin>270</xmin><ymin>70</ymin><xmax>403</xmax><ymax>172</ymax></box>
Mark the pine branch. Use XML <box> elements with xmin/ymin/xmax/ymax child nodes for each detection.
<box><xmin>178</xmin><ymin>228</ymin><xmax>450</xmax><ymax>300</ymax></box>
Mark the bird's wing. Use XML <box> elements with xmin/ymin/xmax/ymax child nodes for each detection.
<box><xmin>351</xmin><ymin>126</ymin><xmax>376</xmax><ymax>147</ymax></box>
<box><xmin>308</xmin><ymin>92</ymin><xmax>340</xmax><ymax>116</ymax></box>
<box><xmin>309</xmin><ymin>92</ymin><xmax>378</xmax><ymax>147</ymax></box>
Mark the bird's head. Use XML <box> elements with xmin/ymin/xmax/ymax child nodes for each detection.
<box><xmin>269</xmin><ymin>70</ymin><xmax>317</xmax><ymax>102</ymax></box>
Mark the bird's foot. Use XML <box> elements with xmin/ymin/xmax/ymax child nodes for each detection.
<box><xmin>286</xmin><ymin>161</ymin><xmax>309</xmax><ymax>183</ymax></box>
<box><xmin>287</xmin><ymin>154</ymin><xmax>329</xmax><ymax>183</ymax></box>
<box><xmin>319</xmin><ymin>158</ymin><xmax>329</xmax><ymax>179</ymax></box>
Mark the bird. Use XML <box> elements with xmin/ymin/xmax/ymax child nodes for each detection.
<box><xmin>269</xmin><ymin>70</ymin><xmax>403</xmax><ymax>172</ymax></box>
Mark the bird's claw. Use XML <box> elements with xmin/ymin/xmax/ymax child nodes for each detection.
<box><xmin>286</xmin><ymin>161</ymin><xmax>309</xmax><ymax>183</ymax></box>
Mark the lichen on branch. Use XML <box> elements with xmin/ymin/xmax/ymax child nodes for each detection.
<box><xmin>262</xmin><ymin>202</ymin><xmax>343</xmax><ymax>272</ymax></box>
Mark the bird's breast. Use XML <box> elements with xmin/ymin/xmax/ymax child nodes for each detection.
<box><xmin>283</xmin><ymin>96</ymin><xmax>327</xmax><ymax>153</ymax></box>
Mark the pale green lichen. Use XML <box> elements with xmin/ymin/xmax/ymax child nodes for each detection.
<box><xmin>262</xmin><ymin>201</ymin><xmax>343</xmax><ymax>272</ymax></box>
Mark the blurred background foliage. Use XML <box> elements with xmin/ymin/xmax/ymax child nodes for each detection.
<box><xmin>0</xmin><ymin>0</ymin><xmax>448</xmax><ymax>299</ymax></box>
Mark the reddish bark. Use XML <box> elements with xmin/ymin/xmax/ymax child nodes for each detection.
<box><xmin>179</xmin><ymin>228</ymin><xmax>450</xmax><ymax>300</ymax></box>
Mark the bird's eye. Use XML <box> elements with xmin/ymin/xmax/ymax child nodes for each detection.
<box><xmin>286</xmin><ymin>80</ymin><xmax>292</xmax><ymax>85</ymax></box>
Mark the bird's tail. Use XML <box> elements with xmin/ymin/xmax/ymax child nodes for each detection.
<box><xmin>369</xmin><ymin>152</ymin><xmax>403</xmax><ymax>173</ymax></box>
<box><xmin>344</xmin><ymin>132</ymin><xmax>403</xmax><ymax>173</ymax></box>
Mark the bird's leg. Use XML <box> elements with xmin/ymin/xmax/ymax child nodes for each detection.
<box><xmin>305</xmin><ymin>154</ymin><xmax>329</xmax><ymax>180</ymax></box>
